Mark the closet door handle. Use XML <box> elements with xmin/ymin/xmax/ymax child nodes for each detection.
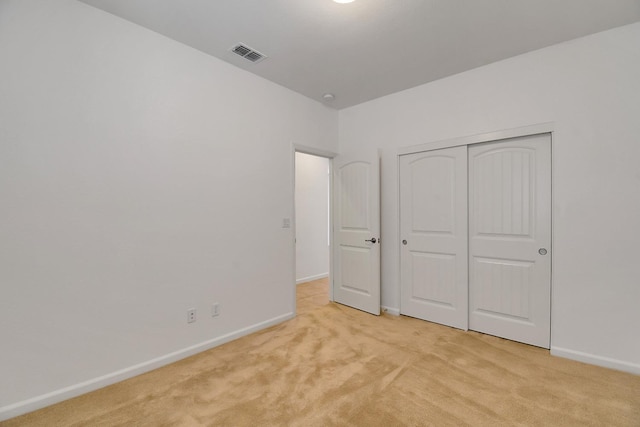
<box><xmin>365</xmin><ymin>238</ymin><xmax>377</xmax><ymax>244</ymax></box>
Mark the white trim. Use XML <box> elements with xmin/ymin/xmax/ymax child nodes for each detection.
<box><xmin>293</xmin><ymin>143</ymin><xmax>337</xmax><ymax>159</ymax></box>
<box><xmin>291</xmin><ymin>144</ymin><xmax>298</xmax><ymax>314</ymax></box>
<box><xmin>331</xmin><ymin>152</ymin><xmax>343</xmax><ymax>309</ymax></box>
<box><xmin>296</xmin><ymin>272</ymin><xmax>329</xmax><ymax>284</ymax></box>
<box><xmin>551</xmin><ymin>346</ymin><xmax>640</xmax><ymax>375</ymax></box>
<box><xmin>398</xmin><ymin>122</ymin><xmax>555</xmax><ymax>155</ymax></box>
<box><xmin>328</xmin><ymin>159</ymin><xmax>334</xmax><ymax>303</ymax></box>
<box><xmin>0</xmin><ymin>312</ymin><xmax>294</xmax><ymax>422</ymax></box>
<box><xmin>396</xmin><ymin>154</ymin><xmax>403</xmax><ymax>315</ymax></box>
<box><xmin>381</xmin><ymin>306</ymin><xmax>400</xmax><ymax>316</ymax></box>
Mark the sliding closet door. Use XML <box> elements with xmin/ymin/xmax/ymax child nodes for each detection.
<box><xmin>400</xmin><ymin>146</ymin><xmax>468</xmax><ymax>330</ymax></box>
<box><xmin>468</xmin><ymin>134</ymin><xmax>551</xmax><ymax>348</ymax></box>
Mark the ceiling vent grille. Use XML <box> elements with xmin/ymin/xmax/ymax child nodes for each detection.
<box><xmin>230</xmin><ymin>43</ymin><xmax>267</xmax><ymax>63</ymax></box>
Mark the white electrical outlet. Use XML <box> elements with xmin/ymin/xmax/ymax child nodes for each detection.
<box><xmin>187</xmin><ymin>308</ymin><xmax>196</xmax><ymax>323</ymax></box>
<box><xmin>212</xmin><ymin>303</ymin><xmax>220</xmax><ymax>317</ymax></box>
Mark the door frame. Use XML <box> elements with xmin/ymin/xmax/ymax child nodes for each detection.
<box><xmin>291</xmin><ymin>143</ymin><xmax>337</xmax><ymax>314</ymax></box>
<box><xmin>397</xmin><ymin>122</ymin><xmax>555</xmax><ymax>344</ymax></box>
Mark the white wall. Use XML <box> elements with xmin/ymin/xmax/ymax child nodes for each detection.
<box><xmin>339</xmin><ymin>23</ymin><xmax>640</xmax><ymax>373</ymax></box>
<box><xmin>1</xmin><ymin>1</ymin><xmax>638</xmax><ymax>420</ymax></box>
<box><xmin>0</xmin><ymin>0</ymin><xmax>337</xmax><ymax>419</ymax></box>
<box><xmin>295</xmin><ymin>153</ymin><xmax>330</xmax><ymax>284</ymax></box>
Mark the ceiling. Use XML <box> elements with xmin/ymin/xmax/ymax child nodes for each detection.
<box><xmin>80</xmin><ymin>0</ymin><xmax>640</xmax><ymax>109</ymax></box>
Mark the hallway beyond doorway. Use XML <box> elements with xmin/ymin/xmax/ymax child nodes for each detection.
<box><xmin>296</xmin><ymin>278</ymin><xmax>329</xmax><ymax>315</ymax></box>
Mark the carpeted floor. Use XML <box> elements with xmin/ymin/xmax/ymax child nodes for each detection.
<box><xmin>4</xmin><ymin>278</ymin><xmax>640</xmax><ymax>426</ymax></box>
<box><xmin>295</xmin><ymin>277</ymin><xmax>330</xmax><ymax>316</ymax></box>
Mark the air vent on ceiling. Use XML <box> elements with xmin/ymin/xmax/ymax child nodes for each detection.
<box><xmin>230</xmin><ymin>43</ymin><xmax>267</xmax><ymax>63</ymax></box>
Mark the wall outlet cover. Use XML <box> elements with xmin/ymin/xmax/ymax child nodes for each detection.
<box><xmin>187</xmin><ymin>308</ymin><xmax>196</xmax><ymax>323</ymax></box>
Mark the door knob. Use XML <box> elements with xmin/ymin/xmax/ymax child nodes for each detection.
<box><xmin>365</xmin><ymin>238</ymin><xmax>377</xmax><ymax>243</ymax></box>
<box><xmin>538</xmin><ymin>248</ymin><xmax>547</xmax><ymax>255</ymax></box>
<box><xmin>402</xmin><ymin>240</ymin><xmax>407</xmax><ymax>245</ymax></box>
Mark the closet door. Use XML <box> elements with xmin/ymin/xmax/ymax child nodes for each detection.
<box><xmin>400</xmin><ymin>146</ymin><xmax>468</xmax><ymax>330</ymax></box>
<box><xmin>468</xmin><ymin>134</ymin><xmax>551</xmax><ymax>348</ymax></box>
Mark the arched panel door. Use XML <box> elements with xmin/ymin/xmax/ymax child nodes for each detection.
<box><xmin>400</xmin><ymin>146</ymin><xmax>468</xmax><ymax>329</ymax></box>
<box><xmin>333</xmin><ymin>150</ymin><xmax>380</xmax><ymax>315</ymax></box>
<box><xmin>468</xmin><ymin>134</ymin><xmax>551</xmax><ymax>348</ymax></box>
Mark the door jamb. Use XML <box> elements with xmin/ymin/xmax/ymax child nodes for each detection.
<box><xmin>292</xmin><ymin>143</ymin><xmax>338</xmax><ymax>315</ymax></box>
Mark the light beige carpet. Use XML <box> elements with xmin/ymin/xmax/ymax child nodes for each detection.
<box><xmin>4</xmin><ymin>278</ymin><xmax>639</xmax><ymax>426</ymax></box>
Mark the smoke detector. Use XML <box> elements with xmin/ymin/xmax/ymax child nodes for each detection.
<box><xmin>230</xmin><ymin>43</ymin><xmax>267</xmax><ymax>63</ymax></box>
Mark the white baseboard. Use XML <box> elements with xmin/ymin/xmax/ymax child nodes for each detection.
<box><xmin>551</xmin><ymin>346</ymin><xmax>640</xmax><ymax>375</ymax></box>
<box><xmin>296</xmin><ymin>273</ymin><xmax>329</xmax><ymax>284</ymax></box>
<box><xmin>0</xmin><ymin>312</ymin><xmax>295</xmax><ymax>422</ymax></box>
<box><xmin>381</xmin><ymin>306</ymin><xmax>400</xmax><ymax>316</ymax></box>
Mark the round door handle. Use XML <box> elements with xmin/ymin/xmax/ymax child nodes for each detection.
<box><xmin>365</xmin><ymin>238</ymin><xmax>377</xmax><ymax>244</ymax></box>
<box><xmin>402</xmin><ymin>240</ymin><xmax>407</xmax><ymax>245</ymax></box>
<box><xmin>538</xmin><ymin>248</ymin><xmax>548</xmax><ymax>255</ymax></box>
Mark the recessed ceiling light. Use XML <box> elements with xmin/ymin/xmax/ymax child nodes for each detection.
<box><xmin>333</xmin><ymin>0</ymin><xmax>355</xmax><ymax>3</ymax></box>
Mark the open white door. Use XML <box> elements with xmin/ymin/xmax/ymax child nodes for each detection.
<box><xmin>333</xmin><ymin>150</ymin><xmax>380</xmax><ymax>315</ymax></box>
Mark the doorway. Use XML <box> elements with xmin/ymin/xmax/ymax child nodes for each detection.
<box><xmin>292</xmin><ymin>145</ymin><xmax>382</xmax><ymax>316</ymax></box>
<box><xmin>294</xmin><ymin>149</ymin><xmax>332</xmax><ymax>314</ymax></box>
